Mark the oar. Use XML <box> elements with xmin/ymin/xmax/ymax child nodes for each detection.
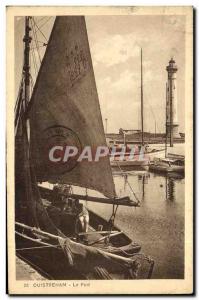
<box><xmin>88</xmin><ymin>231</ymin><xmax>123</xmax><ymax>246</ymax></box>
<box><xmin>78</xmin><ymin>230</ymin><xmax>119</xmax><ymax>236</ymax></box>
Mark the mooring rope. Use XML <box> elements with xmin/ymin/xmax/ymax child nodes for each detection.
<box><xmin>115</xmin><ymin>160</ymin><xmax>140</xmax><ymax>204</ymax></box>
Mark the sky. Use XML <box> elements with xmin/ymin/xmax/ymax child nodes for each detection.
<box><xmin>15</xmin><ymin>15</ymin><xmax>185</xmax><ymax>133</ymax></box>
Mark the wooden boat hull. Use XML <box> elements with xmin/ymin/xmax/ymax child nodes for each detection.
<box><xmin>88</xmin><ymin>209</ymin><xmax>141</xmax><ymax>256</ymax></box>
<box><xmin>146</xmin><ymin>149</ymin><xmax>166</xmax><ymax>160</ymax></box>
<box><xmin>110</xmin><ymin>149</ymin><xmax>165</xmax><ymax>167</ymax></box>
<box><xmin>38</xmin><ymin>186</ymin><xmax>141</xmax><ymax>256</ymax></box>
<box><xmin>15</xmin><ymin>187</ymin><xmax>142</xmax><ymax>280</ymax></box>
<box><xmin>15</xmin><ymin>222</ymin><xmax>140</xmax><ymax>280</ymax></box>
<box><xmin>149</xmin><ymin>164</ymin><xmax>184</xmax><ymax>174</ymax></box>
<box><xmin>15</xmin><ymin>228</ymin><xmax>85</xmax><ymax>280</ymax></box>
<box><xmin>15</xmin><ymin>227</ymin><xmax>141</xmax><ymax>280</ymax></box>
<box><xmin>110</xmin><ymin>159</ymin><xmax>148</xmax><ymax>167</ymax></box>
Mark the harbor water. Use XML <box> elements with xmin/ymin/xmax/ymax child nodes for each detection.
<box><xmin>43</xmin><ymin>144</ymin><xmax>185</xmax><ymax>279</ymax></box>
<box><xmin>81</xmin><ymin>143</ymin><xmax>185</xmax><ymax>279</ymax></box>
<box><xmin>85</xmin><ymin>169</ymin><xmax>184</xmax><ymax>279</ymax></box>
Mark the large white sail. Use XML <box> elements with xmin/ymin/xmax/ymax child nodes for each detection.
<box><xmin>29</xmin><ymin>16</ymin><xmax>116</xmax><ymax>199</ymax></box>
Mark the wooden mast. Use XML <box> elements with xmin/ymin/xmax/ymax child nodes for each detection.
<box><xmin>140</xmin><ymin>48</ymin><xmax>144</xmax><ymax>146</ymax></box>
<box><xmin>23</xmin><ymin>16</ymin><xmax>31</xmax><ymax>110</ymax></box>
<box><xmin>15</xmin><ymin>17</ymin><xmax>31</xmax><ymax>130</ymax></box>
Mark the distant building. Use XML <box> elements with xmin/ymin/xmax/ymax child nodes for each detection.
<box><xmin>119</xmin><ymin>128</ymin><xmax>141</xmax><ymax>135</ymax></box>
<box><xmin>106</xmin><ymin>130</ymin><xmax>184</xmax><ymax>146</ymax></box>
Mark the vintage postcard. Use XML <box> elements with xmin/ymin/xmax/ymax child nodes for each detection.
<box><xmin>7</xmin><ymin>6</ymin><xmax>193</xmax><ymax>295</ymax></box>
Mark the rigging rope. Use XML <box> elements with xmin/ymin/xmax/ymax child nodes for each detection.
<box><xmin>30</xmin><ymin>48</ymin><xmax>39</xmax><ymax>77</ymax></box>
<box><xmin>35</xmin><ymin>16</ymin><xmax>52</xmax><ymax>35</ymax></box>
<box><xmin>33</xmin><ymin>17</ymin><xmax>49</xmax><ymax>42</ymax></box>
<box><xmin>115</xmin><ymin>161</ymin><xmax>140</xmax><ymax>204</ymax></box>
<box><xmin>107</xmin><ymin>161</ymin><xmax>140</xmax><ymax>236</ymax></box>
<box><xmin>31</xmin><ymin>18</ymin><xmax>42</xmax><ymax>63</ymax></box>
<box><xmin>107</xmin><ymin>203</ymin><xmax>119</xmax><ymax>242</ymax></box>
<box><xmin>30</xmin><ymin>44</ymin><xmax>47</xmax><ymax>51</ymax></box>
<box><xmin>143</xmin><ymin>88</ymin><xmax>162</xmax><ymax>134</ymax></box>
<box><xmin>15</xmin><ymin>77</ymin><xmax>24</xmax><ymax>112</ymax></box>
<box><xmin>31</xmin><ymin>39</ymin><xmax>47</xmax><ymax>44</ymax></box>
<box><xmin>29</xmin><ymin>48</ymin><xmax>33</xmax><ymax>96</ymax></box>
<box><xmin>30</xmin><ymin>75</ymin><xmax>35</xmax><ymax>96</ymax></box>
<box><xmin>35</xmin><ymin>16</ymin><xmax>47</xmax><ymax>26</ymax></box>
<box><xmin>28</xmin><ymin>17</ymin><xmax>50</xmax><ymax>94</ymax></box>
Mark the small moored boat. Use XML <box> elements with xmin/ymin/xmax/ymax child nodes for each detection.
<box><xmin>149</xmin><ymin>157</ymin><xmax>184</xmax><ymax>174</ymax></box>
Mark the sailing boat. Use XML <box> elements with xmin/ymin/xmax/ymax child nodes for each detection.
<box><xmin>15</xmin><ymin>16</ymin><xmax>154</xmax><ymax>279</ymax></box>
<box><xmin>110</xmin><ymin>48</ymin><xmax>165</xmax><ymax>168</ymax></box>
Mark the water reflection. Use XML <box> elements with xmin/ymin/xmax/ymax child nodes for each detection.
<box><xmin>123</xmin><ymin>168</ymin><xmax>185</xmax><ymax>204</ymax></box>
<box><xmin>138</xmin><ymin>173</ymin><xmax>150</xmax><ymax>201</ymax></box>
<box><xmin>116</xmin><ymin>167</ymin><xmax>183</xmax><ymax>204</ymax></box>
<box><xmin>166</xmin><ymin>177</ymin><xmax>175</xmax><ymax>202</ymax></box>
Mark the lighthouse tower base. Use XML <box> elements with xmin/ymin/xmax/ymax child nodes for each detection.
<box><xmin>166</xmin><ymin>123</ymin><xmax>181</xmax><ymax>139</ymax></box>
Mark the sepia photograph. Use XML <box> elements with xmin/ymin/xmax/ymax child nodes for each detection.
<box><xmin>7</xmin><ymin>6</ymin><xmax>193</xmax><ymax>294</ymax></box>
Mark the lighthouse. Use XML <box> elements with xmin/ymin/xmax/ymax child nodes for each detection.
<box><xmin>166</xmin><ymin>58</ymin><xmax>180</xmax><ymax>146</ymax></box>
